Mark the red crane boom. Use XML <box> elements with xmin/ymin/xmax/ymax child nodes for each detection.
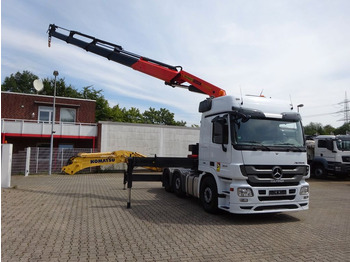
<box><xmin>47</xmin><ymin>24</ymin><xmax>226</xmax><ymax>98</ymax></box>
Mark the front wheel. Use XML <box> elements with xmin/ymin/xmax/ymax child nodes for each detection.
<box><xmin>200</xmin><ymin>176</ymin><xmax>218</xmax><ymax>214</ymax></box>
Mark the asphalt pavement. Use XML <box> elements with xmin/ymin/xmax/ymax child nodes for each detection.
<box><xmin>2</xmin><ymin>173</ymin><xmax>349</xmax><ymax>261</ymax></box>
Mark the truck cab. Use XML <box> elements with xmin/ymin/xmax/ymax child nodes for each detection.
<box><xmin>308</xmin><ymin>135</ymin><xmax>350</xmax><ymax>178</ymax></box>
<box><xmin>198</xmin><ymin>95</ymin><xmax>310</xmax><ymax>213</ymax></box>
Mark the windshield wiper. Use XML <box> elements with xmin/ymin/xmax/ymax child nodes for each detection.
<box><xmin>276</xmin><ymin>143</ymin><xmax>303</xmax><ymax>152</ymax></box>
<box><xmin>239</xmin><ymin>141</ymin><xmax>271</xmax><ymax>151</ymax></box>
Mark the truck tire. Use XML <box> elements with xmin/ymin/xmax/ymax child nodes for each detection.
<box><xmin>173</xmin><ymin>171</ymin><xmax>185</xmax><ymax>197</ymax></box>
<box><xmin>200</xmin><ymin>176</ymin><xmax>218</xmax><ymax>214</ymax></box>
<box><xmin>163</xmin><ymin>169</ymin><xmax>173</xmax><ymax>192</ymax></box>
<box><xmin>314</xmin><ymin>164</ymin><xmax>327</xmax><ymax>179</ymax></box>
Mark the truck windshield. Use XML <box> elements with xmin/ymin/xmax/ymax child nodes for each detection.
<box><xmin>336</xmin><ymin>139</ymin><xmax>350</xmax><ymax>151</ymax></box>
<box><xmin>231</xmin><ymin>117</ymin><xmax>305</xmax><ymax>151</ymax></box>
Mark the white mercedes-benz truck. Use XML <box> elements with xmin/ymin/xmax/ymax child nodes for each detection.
<box><xmin>48</xmin><ymin>24</ymin><xmax>310</xmax><ymax>214</ymax></box>
<box><xmin>190</xmin><ymin>95</ymin><xmax>310</xmax><ymax>213</ymax></box>
<box><xmin>307</xmin><ymin>135</ymin><xmax>350</xmax><ymax>179</ymax></box>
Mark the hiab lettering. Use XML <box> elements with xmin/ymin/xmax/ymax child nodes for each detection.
<box><xmin>90</xmin><ymin>159</ymin><xmax>116</xmax><ymax>164</ymax></box>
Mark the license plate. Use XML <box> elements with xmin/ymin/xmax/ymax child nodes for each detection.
<box><xmin>269</xmin><ymin>190</ymin><xmax>286</xmax><ymax>195</ymax></box>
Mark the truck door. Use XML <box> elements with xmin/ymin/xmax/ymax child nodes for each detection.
<box><xmin>210</xmin><ymin>115</ymin><xmax>232</xmax><ymax>177</ymax></box>
<box><xmin>317</xmin><ymin>139</ymin><xmax>336</xmax><ymax>163</ymax></box>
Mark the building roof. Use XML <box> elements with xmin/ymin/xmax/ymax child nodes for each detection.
<box><xmin>1</xmin><ymin>91</ymin><xmax>96</xmax><ymax>102</ymax></box>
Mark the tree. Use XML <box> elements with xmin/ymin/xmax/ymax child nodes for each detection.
<box><xmin>176</xmin><ymin>120</ymin><xmax>187</xmax><ymax>126</ymax></box>
<box><xmin>304</xmin><ymin>122</ymin><xmax>325</xmax><ymax>136</ymax></box>
<box><xmin>1</xmin><ymin>71</ymin><xmax>39</xmax><ymax>93</ymax></box>
<box><xmin>304</xmin><ymin>122</ymin><xmax>350</xmax><ymax>136</ymax></box>
<box><xmin>2</xmin><ymin>71</ymin><xmax>187</xmax><ymax>125</ymax></box>
<box><xmin>143</xmin><ymin>107</ymin><xmax>186</xmax><ymax>126</ymax></box>
<box><xmin>124</xmin><ymin>107</ymin><xmax>143</xmax><ymax>123</ymax></box>
<box><xmin>41</xmin><ymin>78</ymin><xmax>81</xmax><ymax>98</ymax></box>
<box><xmin>323</xmin><ymin>125</ymin><xmax>335</xmax><ymax>135</ymax></box>
<box><xmin>334</xmin><ymin>123</ymin><xmax>350</xmax><ymax>135</ymax></box>
<box><xmin>143</xmin><ymin>107</ymin><xmax>160</xmax><ymax>124</ymax></box>
<box><xmin>81</xmin><ymin>86</ymin><xmax>111</xmax><ymax>122</ymax></box>
<box><xmin>110</xmin><ymin>105</ymin><xmax>127</xmax><ymax>122</ymax></box>
<box><xmin>158</xmin><ymin>108</ymin><xmax>176</xmax><ymax>125</ymax></box>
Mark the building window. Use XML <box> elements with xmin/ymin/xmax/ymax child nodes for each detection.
<box><xmin>60</xmin><ymin>108</ymin><xmax>76</xmax><ymax>123</ymax></box>
<box><xmin>38</xmin><ymin>106</ymin><xmax>53</xmax><ymax>123</ymax></box>
<box><xmin>59</xmin><ymin>144</ymin><xmax>74</xmax><ymax>149</ymax></box>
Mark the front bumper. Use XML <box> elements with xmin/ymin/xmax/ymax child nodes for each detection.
<box><xmin>228</xmin><ymin>181</ymin><xmax>309</xmax><ymax>214</ymax></box>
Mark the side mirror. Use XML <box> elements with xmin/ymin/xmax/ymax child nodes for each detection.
<box><xmin>242</xmin><ymin>115</ymin><xmax>251</xmax><ymax>123</ymax></box>
<box><xmin>231</xmin><ymin>110</ymin><xmax>251</xmax><ymax>123</ymax></box>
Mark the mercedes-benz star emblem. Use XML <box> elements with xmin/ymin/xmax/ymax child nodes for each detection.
<box><xmin>272</xmin><ymin>166</ymin><xmax>283</xmax><ymax>180</ymax></box>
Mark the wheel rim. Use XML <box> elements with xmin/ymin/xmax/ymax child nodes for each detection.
<box><xmin>175</xmin><ymin>177</ymin><xmax>181</xmax><ymax>190</ymax></box>
<box><xmin>315</xmin><ymin>168</ymin><xmax>323</xmax><ymax>177</ymax></box>
<box><xmin>204</xmin><ymin>187</ymin><xmax>212</xmax><ymax>203</ymax></box>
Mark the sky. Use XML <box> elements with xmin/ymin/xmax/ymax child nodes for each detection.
<box><xmin>1</xmin><ymin>0</ymin><xmax>350</xmax><ymax>127</ymax></box>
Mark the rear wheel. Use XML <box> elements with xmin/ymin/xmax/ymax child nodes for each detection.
<box><xmin>200</xmin><ymin>176</ymin><xmax>218</xmax><ymax>214</ymax></box>
<box><xmin>313</xmin><ymin>164</ymin><xmax>327</xmax><ymax>178</ymax></box>
<box><xmin>163</xmin><ymin>169</ymin><xmax>173</xmax><ymax>192</ymax></box>
<box><xmin>172</xmin><ymin>171</ymin><xmax>185</xmax><ymax>197</ymax></box>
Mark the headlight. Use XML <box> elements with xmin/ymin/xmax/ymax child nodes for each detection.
<box><xmin>237</xmin><ymin>188</ymin><xmax>254</xmax><ymax>197</ymax></box>
<box><xmin>306</xmin><ymin>165</ymin><xmax>310</xmax><ymax>176</ymax></box>
<box><xmin>300</xmin><ymin>186</ymin><xmax>309</xmax><ymax>195</ymax></box>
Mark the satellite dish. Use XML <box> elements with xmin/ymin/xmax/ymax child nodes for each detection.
<box><xmin>33</xmin><ymin>79</ymin><xmax>44</xmax><ymax>92</ymax></box>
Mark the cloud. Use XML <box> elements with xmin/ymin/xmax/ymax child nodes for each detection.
<box><xmin>1</xmin><ymin>24</ymin><xmax>200</xmax><ymax>113</ymax></box>
<box><xmin>2</xmin><ymin>0</ymin><xmax>350</xmax><ymax>127</ymax></box>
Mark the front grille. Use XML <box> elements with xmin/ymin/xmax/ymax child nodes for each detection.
<box><xmin>241</xmin><ymin>165</ymin><xmax>307</xmax><ymax>186</ymax></box>
<box><xmin>248</xmin><ymin>181</ymin><xmax>299</xmax><ymax>187</ymax></box>
<box><xmin>250</xmin><ymin>173</ymin><xmax>296</xmax><ymax>179</ymax></box>
<box><xmin>257</xmin><ymin>188</ymin><xmax>296</xmax><ymax>201</ymax></box>
<box><xmin>254</xmin><ymin>204</ymin><xmax>299</xmax><ymax>211</ymax></box>
<box><xmin>258</xmin><ymin>195</ymin><xmax>296</xmax><ymax>201</ymax></box>
<box><xmin>342</xmin><ymin>156</ymin><xmax>350</xmax><ymax>163</ymax></box>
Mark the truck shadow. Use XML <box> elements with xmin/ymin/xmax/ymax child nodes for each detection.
<box><xmin>10</xmin><ymin>187</ymin><xmax>126</xmax><ymax>202</ymax></box>
<box><xmin>309</xmin><ymin>176</ymin><xmax>350</xmax><ymax>182</ymax></box>
<box><xmin>127</xmin><ymin>187</ymin><xmax>301</xmax><ymax>225</ymax></box>
<box><xmin>8</xmin><ymin>186</ymin><xmax>301</xmax><ymax>226</ymax></box>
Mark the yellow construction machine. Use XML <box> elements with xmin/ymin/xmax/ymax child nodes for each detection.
<box><xmin>62</xmin><ymin>150</ymin><xmax>160</xmax><ymax>175</ymax></box>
